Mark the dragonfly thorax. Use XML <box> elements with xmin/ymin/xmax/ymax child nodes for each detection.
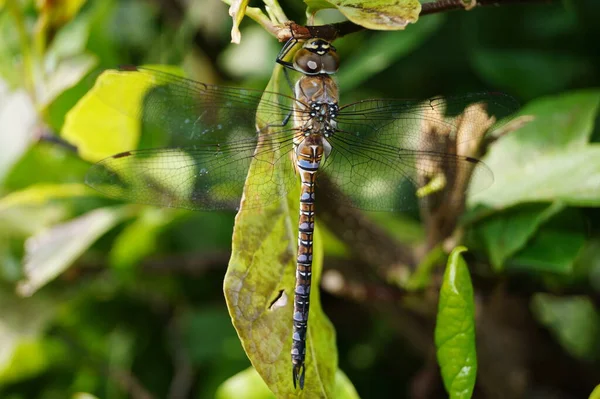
<box><xmin>293</xmin><ymin>75</ymin><xmax>338</xmax><ymax>162</ymax></box>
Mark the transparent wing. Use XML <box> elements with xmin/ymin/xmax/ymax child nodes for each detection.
<box><xmin>86</xmin><ymin>135</ymin><xmax>297</xmax><ymax>210</ymax></box>
<box><xmin>337</xmin><ymin>92</ymin><xmax>519</xmax><ymax>148</ymax></box>
<box><xmin>335</xmin><ymin>92</ymin><xmax>518</xmax><ymax>148</ymax></box>
<box><xmin>320</xmin><ymin>93</ymin><xmax>516</xmax><ymax>211</ymax></box>
<box><xmin>86</xmin><ymin>67</ymin><xmax>300</xmax><ymax>210</ymax></box>
<box><xmin>94</xmin><ymin>66</ymin><xmax>301</xmax><ymax>148</ymax></box>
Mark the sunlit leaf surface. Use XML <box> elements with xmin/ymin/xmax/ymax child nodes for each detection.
<box><xmin>469</xmin><ymin>90</ymin><xmax>600</xmax><ymax>209</ymax></box>
<box><xmin>63</xmin><ymin>66</ymin><xmax>184</xmax><ymax>162</ymax></box>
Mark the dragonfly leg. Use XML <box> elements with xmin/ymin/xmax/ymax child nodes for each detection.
<box><xmin>276</xmin><ymin>37</ymin><xmax>297</xmax><ymax>70</ymax></box>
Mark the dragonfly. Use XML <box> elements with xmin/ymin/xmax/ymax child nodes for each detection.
<box><xmin>86</xmin><ymin>38</ymin><xmax>518</xmax><ymax>389</ymax></box>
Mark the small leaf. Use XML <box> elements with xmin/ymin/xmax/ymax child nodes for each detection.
<box><xmin>228</xmin><ymin>0</ymin><xmax>250</xmax><ymax>44</ymax></box>
<box><xmin>306</xmin><ymin>0</ymin><xmax>421</xmax><ymax>31</ymax></box>
<box><xmin>476</xmin><ymin>202</ymin><xmax>565</xmax><ymax>270</ymax></box>
<box><xmin>435</xmin><ymin>246</ymin><xmax>477</xmax><ymax>399</ymax></box>
<box><xmin>17</xmin><ymin>206</ymin><xmax>131</xmax><ymax>296</ymax></box>
<box><xmin>531</xmin><ymin>294</ymin><xmax>600</xmax><ymax>361</ymax></box>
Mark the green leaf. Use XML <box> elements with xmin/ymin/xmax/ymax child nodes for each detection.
<box><xmin>333</xmin><ymin>369</ymin><xmax>361</xmax><ymax>399</ymax></box>
<box><xmin>469</xmin><ymin>90</ymin><xmax>600</xmax><ymax>210</ymax></box>
<box><xmin>305</xmin><ymin>0</ymin><xmax>421</xmax><ymax>31</ymax></box>
<box><xmin>0</xmin><ymin>183</ymin><xmax>91</xmax><ymax>213</ymax></box>
<box><xmin>476</xmin><ymin>202</ymin><xmax>565</xmax><ymax>271</ymax></box>
<box><xmin>216</xmin><ymin>367</ymin><xmax>276</xmax><ymax>399</ymax></box>
<box><xmin>224</xmin><ymin>66</ymin><xmax>336</xmax><ymax>396</ymax></box>
<box><xmin>215</xmin><ymin>367</ymin><xmax>360</xmax><ymax>399</ymax></box>
<box><xmin>508</xmin><ymin>228</ymin><xmax>586</xmax><ymax>275</ymax></box>
<box><xmin>337</xmin><ymin>15</ymin><xmax>443</xmax><ymax>91</ymax></box>
<box><xmin>435</xmin><ymin>246</ymin><xmax>477</xmax><ymax>399</ymax></box>
<box><xmin>531</xmin><ymin>294</ymin><xmax>600</xmax><ymax>361</ymax></box>
<box><xmin>589</xmin><ymin>384</ymin><xmax>600</xmax><ymax>399</ymax></box>
<box><xmin>4</xmin><ymin>143</ymin><xmax>90</xmax><ymax>190</ymax></box>
<box><xmin>16</xmin><ymin>206</ymin><xmax>131</xmax><ymax>296</ymax></box>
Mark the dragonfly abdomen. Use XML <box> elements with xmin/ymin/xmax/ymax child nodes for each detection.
<box><xmin>291</xmin><ymin>136</ymin><xmax>325</xmax><ymax>389</ymax></box>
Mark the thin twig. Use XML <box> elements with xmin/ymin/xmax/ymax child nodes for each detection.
<box><xmin>167</xmin><ymin>315</ymin><xmax>195</xmax><ymax>399</ymax></box>
<box><xmin>275</xmin><ymin>0</ymin><xmax>552</xmax><ymax>42</ymax></box>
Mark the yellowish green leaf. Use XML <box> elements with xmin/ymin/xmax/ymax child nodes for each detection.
<box><xmin>333</xmin><ymin>369</ymin><xmax>361</xmax><ymax>399</ymax></box>
<box><xmin>63</xmin><ymin>65</ymin><xmax>184</xmax><ymax>163</ymax></box>
<box><xmin>62</xmin><ymin>72</ymin><xmax>142</xmax><ymax>162</ymax></box>
<box><xmin>223</xmin><ymin>65</ymin><xmax>337</xmax><ymax>396</ymax></box>
<box><xmin>589</xmin><ymin>384</ymin><xmax>600</xmax><ymax>399</ymax></box>
<box><xmin>216</xmin><ymin>367</ymin><xmax>359</xmax><ymax>399</ymax></box>
<box><xmin>216</xmin><ymin>367</ymin><xmax>276</xmax><ymax>399</ymax></box>
<box><xmin>306</xmin><ymin>0</ymin><xmax>421</xmax><ymax>30</ymax></box>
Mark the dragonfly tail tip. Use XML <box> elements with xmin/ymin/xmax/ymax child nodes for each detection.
<box><xmin>292</xmin><ymin>364</ymin><xmax>306</xmax><ymax>389</ymax></box>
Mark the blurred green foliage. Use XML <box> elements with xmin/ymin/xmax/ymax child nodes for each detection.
<box><xmin>0</xmin><ymin>0</ymin><xmax>599</xmax><ymax>398</ymax></box>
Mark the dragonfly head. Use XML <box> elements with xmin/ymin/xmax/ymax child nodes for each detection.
<box><xmin>293</xmin><ymin>38</ymin><xmax>339</xmax><ymax>75</ymax></box>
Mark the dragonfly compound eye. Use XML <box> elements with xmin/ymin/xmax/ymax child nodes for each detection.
<box><xmin>294</xmin><ymin>49</ymin><xmax>322</xmax><ymax>75</ymax></box>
